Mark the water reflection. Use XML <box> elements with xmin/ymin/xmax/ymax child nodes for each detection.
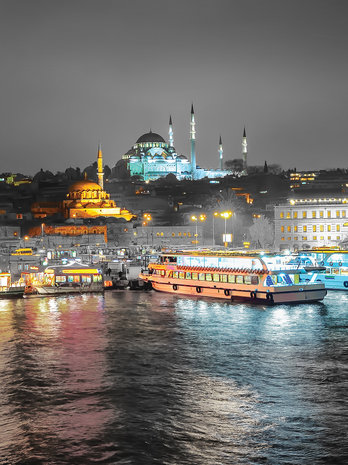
<box><xmin>0</xmin><ymin>291</ymin><xmax>346</xmax><ymax>464</ymax></box>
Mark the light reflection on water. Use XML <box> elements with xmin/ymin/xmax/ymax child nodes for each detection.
<box><xmin>0</xmin><ymin>291</ymin><xmax>347</xmax><ymax>464</ymax></box>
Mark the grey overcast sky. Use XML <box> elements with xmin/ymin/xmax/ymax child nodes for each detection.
<box><xmin>0</xmin><ymin>0</ymin><xmax>347</xmax><ymax>175</ymax></box>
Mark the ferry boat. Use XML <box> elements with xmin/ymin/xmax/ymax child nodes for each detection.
<box><xmin>24</xmin><ymin>262</ymin><xmax>104</xmax><ymax>296</ymax></box>
<box><xmin>139</xmin><ymin>250</ymin><xmax>327</xmax><ymax>304</ymax></box>
<box><xmin>0</xmin><ymin>272</ymin><xmax>25</xmax><ymax>298</ymax></box>
<box><xmin>287</xmin><ymin>248</ymin><xmax>348</xmax><ymax>291</ymax></box>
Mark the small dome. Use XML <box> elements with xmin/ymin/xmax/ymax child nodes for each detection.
<box><xmin>136</xmin><ymin>131</ymin><xmax>165</xmax><ymax>144</ymax></box>
<box><xmin>69</xmin><ymin>180</ymin><xmax>102</xmax><ymax>192</ymax></box>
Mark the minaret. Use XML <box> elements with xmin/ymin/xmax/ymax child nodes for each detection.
<box><xmin>169</xmin><ymin>115</ymin><xmax>174</xmax><ymax>148</ymax></box>
<box><xmin>190</xmin><ymin>104</ymin><xmax>196</xmax><ymax>179</ymax></box>
<box><xmin>219</xmin><ymin>135</ymin><xmax>223</xmax><ymax>170</ymax></box>
<box><xmin>242</xmin><ymin>127</ymin><xmax>248</xmax><ymax>172</ymax></box>
<box><xmin>97</xmin><ymin>142</ymin><xmax>104</xmax><ymax>190</ymax></box>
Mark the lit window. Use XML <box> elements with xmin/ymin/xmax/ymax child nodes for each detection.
<box><xmin>327</xmin><ymin>211</ymin><xmax>331</xmax><ymax>218</ymax></box>
<box><xmin>281</xmin><ymin>237</ymin><xmax>285</xmax><ymax>241</ymax></box>
<box><xmin>293</xmin><ymin>211</ymin><xmax>298</xmax><ymax>218</ymax></box>
<box><xmin>328</xmin><ymin>236</ymin><xmax>331</xmax><ymax>240</ymax></box>
<box><xmin>294</xmin><ymin>236</ymin><xmax>298</xmax><ymax>241</ymax></box>
<box><xmin>313</xmin><ymin>225</ymin><xmax>317</xmax><ymax>232</ymax></box>
<box><xmin>286</xmin><ymin>211</ymin><xmax>291</xmax><ymax>218</ymax></box>
<box><xmin>312</xmin><ymin>211</ymin><xmax>316</xmax><ymax>218</ymax></box>
<box><xmin>343</xmin><ymin>211</ymin><xmax>346</xmax><ymax>218</ymax></box>
<box><xmin>320</xmin><ymin>236</ymin><xmax>324</xmax><ymax>240</ymax></box>
<box><xmin>336</xmin><ymin>210</ymin><xmax>340</xmax><ymax>218</ymax></box>
<box><xmin>294</xmin><ymin>226</ymin><xmax>298</xmax><ymax>232</ymax></box>
<box><xmin>303</xmin><ymin>226</ymin><xmax>307</xmax><ymax>232</ymax></box>
<box><xmin>313</xmin><ymin>236</ymin><xmax>317</xmax><ymax>240</ymax></box>
<box><xmin>287</xmin><ymin>237</ymin><xmax>291</xmax><ymax>241</ymax></box>
<box><xmin>280</xmin><ymin>212</ymin><xmax>284</xmax><ymax>218</ymax></box>
<box><xmin>320</xmin><ymin>211</ymin><xmax>323</xmax><ymax>218</ymax></box>
<box><xmin>287</xmin><ymin>226</ymin><xmax>291</xmax><ymax>232</ymax></box>
<box><xmin>302</xmin><ymin>236</ymin><xmax>307</xmax><ymax>240</ymax></box>
<box><xmin>320</xmin><ymin>225</ymin><xmax>324</xmax><ymax>232</ymax></box>
<box><xmin>328</xmin><ymin>225</ymin><xmax>331</xmax><ymax>232</ymax></box>
<box><xmin>337</xmin><ymin>236</ymin><xmax>340</xmax><ymax>240</ymax></box>
<box><xmin>336</xmin><ymin>225</ymin><xmax>340</xmax><ymax>231</ymax></box>
<box><xmin>281</xmin><ymin>226</ymin><xmax>285</xmax><ymax>233</ymax></box>
<box><xmin>303</xmin><ymin>211</ymin><xmax>307</xmax><ymax>218</ymax></box>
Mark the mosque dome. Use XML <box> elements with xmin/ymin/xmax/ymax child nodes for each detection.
<box><xmin>69</xmin><ymin>180</ymin><xmax>102</xmax><ymax>193</ymax></box>
<box><xmin>136</xmin><ymin>131</ymin><xmax>165</xmax><ymax>144</ymax></box>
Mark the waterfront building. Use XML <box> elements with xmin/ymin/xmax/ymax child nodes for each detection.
<box><xmin>122</xmin><ymin>107</ymin><xmax>233</xmax><ymax>181</ymax></box>
<box><xmin>274</xmin><ymin>197</ymin><xmax>348</xmax><ymax>250</ymax></box>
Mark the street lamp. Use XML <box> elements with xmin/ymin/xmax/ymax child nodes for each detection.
<box><xmin>191</xmin><ymin>214</ymin><xmax>206</xmax><ymax>245</ymax></box>
<box><xmin>143</xmin><ymin>213</ymin><xmax>152</xmax><ymax>246</ymax></box>
<box><xmin>191</xmin><ymin>215</ymin><xmax>198</xmax><ymax>244</ymax></box>
<box><xmin>220</xmin><ymin>211</ymin><xmax>233</xmax><ymax>247</ymax></box>
<box><xmin>212</xmin><ymin>211</ymin><xmax>219</xmax><ymax>246</ymax></box>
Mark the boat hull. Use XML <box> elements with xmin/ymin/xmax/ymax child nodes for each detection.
<box><xmin>0</xmin><ymin>287</ymin><xmax>25</xmax><ymax>299</ymax></box>
<box><xmin>150</xmin><ymin>281</ymin><xmax>327</xmax><ymax>304</ymax></box>
<box><xmin>25</xmin><ymin>283</ymin><xmax>104</xmax><ymax>297</ymax></box>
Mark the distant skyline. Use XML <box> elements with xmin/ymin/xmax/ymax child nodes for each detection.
<box><xmin>1</xmin><ymin>0</ymin><xmax>347</xmax><ymax>175</ymax></box>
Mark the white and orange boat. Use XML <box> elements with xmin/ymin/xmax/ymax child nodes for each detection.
<box><xmin>139</xmin><ymin>249</ymin><xmax>327</xmax><ymax>304</ymax></box>
<box><xmin>23</xmin><ymin>262</ymin><xmax>104</xmax><ymax>297</ymax></box>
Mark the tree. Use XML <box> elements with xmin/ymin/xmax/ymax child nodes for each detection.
<box><xmin>248</xmin><ymin>215</ymin><xmax>274</xmax><ymax>249</ymax></box>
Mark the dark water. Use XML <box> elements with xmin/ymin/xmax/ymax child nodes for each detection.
<box><xmin>0</xmin><ymin>291</ymin><xmax>347</xmax><ymax>465</ymax></box>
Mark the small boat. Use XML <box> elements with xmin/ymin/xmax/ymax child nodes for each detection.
<box><xmin>139</xmin><ymin>249</ymin><xmax>327</xmax><ymax>304</ymax></box>
<box><xmin>0</xmin><ymin>272</ymin><xmax>25</xmax><ymax>298</ymax></box>
<box><xmin>24</xmin><ymin>262</ymin><xmax>104</xmax><ymax>297</ymax></box>
<box><xmin>287</xmin><ymin>248</ymin><xmax>348</xmax><ymax>291</ymax></box>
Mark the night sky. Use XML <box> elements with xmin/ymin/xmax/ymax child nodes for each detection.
<box><xmin>1</xmin><ymin>0</ymin><xmax>347</xmax><ymax>175</ymax></box>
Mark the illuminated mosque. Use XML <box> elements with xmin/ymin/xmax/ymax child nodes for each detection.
<box><xmin>32</xmin><ymin>145</ymin><xmax>135</xmax><ymax>221</ymax></box>
<box><xmin>122</xmin><ymin>105</ymin><xmax>246</xmax><ymax>181</ymax></box>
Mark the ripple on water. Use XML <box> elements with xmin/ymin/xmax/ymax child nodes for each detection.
<box><xmin>0</xmin><ymin>290</ymin><xmax>347</xmax><ymax>464</ymax></box>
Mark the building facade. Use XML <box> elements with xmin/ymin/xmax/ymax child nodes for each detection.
<box><xmin>274</xmin><ymin>197</ymin><xmax>348</xmax><ymax>250</ymax></box>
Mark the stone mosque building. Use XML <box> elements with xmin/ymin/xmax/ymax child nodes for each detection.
<box><xmin>31</xmin><ymin>145</ymin><xmax>135</xmax><ymax>221</ymax></box>
<box><xmin>122</xmin><ymin>106</ymin><xmax>248</xmax><ymax>181</ymax></box>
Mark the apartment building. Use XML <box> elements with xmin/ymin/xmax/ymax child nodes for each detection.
<box><xmin>274</xmin><ymin>197</ymin><xmax>348</xmax><ymax>250</ymax></box>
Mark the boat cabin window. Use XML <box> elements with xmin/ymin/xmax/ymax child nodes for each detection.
<box><xmin>228</xmin><ymin>275</ymin><xmax>235</xmax><ymax>283</ymax></box>
<box><xmin>173</xmin><ymin>271</ymin><xmax>178</xmax><ymax>279</ymax></box>
<box><xmin>236</xmin><ymin>275</ymin><xmax>243</xmax><ymax>284</ymax></box>
<box><xmin>192</xmin><ymin>272</ymin><xmax>198</xmax><ymax>280</ymax></box>
<box><xmin>161</xmin><ymin>256</ymin><xmax>177</xmax><ymax>263</ymax></box>
<box><xmin>68</xmin><ymin>275</ymin><xmax>80</xmax><ymax>283</ymax></box>
<box><xmin>244</xmin><ymin>275</ymin><xmax>252</xmax><ymax>285</ymax></box>
<box><xmin>205</xmin><ymin>273</ymin><xmax>212</xmax><ymax>282</ymax></box>
<box><xmin>213</xmin><ymin>273</ymin><xmax>219</xmax><ymax>282</ymax></box>
<box><xmin>160</xmin><ymin>270</ymin><xmax>165</xmax><ymax>277</ymax></box>
<box><xmin>250</xmin><ymin>276</ymin><xmax>259</xmax><ymax>285</ymax></box>
<box><xmin>93</xmin><ymin>275</ymin><xmax>102</xmax><ymax>282</ymax></box>
<box><xmin>198</xmin><ymin>273</ymin><xmax>205</xmax><ymax>281</ymax></box>
<box><xmin>55</xmin><ymin>276</ymin><xmax>66</xmax><ymax>283</ymax></box>
<box><xmin>186</xmin><ymin>272</ymin><xmax>191</xmax><ymax>279</ymax></box>
<box><xmin>179</xmin><ymin>271</ymin><xmax>185</xmax><ymax>279</ymax></box>
<box><xmin>82</xmin><ymin>275</ymin><xmax>92</xmax><ymax>283</ymax></box>
<box><xmin>221</xmin><ymin>274</ymin><xmax>228</xmax><ymax>283</ymax></box>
